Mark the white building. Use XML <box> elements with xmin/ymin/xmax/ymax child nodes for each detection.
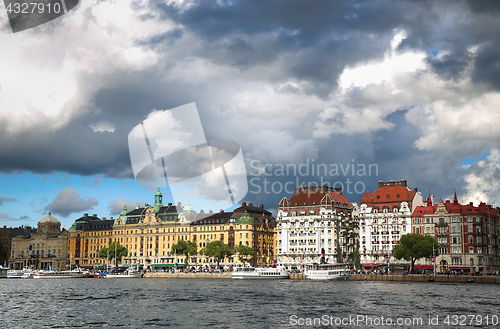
<box><xmin>358</xmin><ymin>179</ymin><xmax>423</xmax><ymax>268</ymax></box>
<box><xmin>277</xmin><ymin>184</ymin><xmax>358</xmax><ymax>269</ymax></box>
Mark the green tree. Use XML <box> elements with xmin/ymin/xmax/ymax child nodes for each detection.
<box><xmin>353</xmin><ymin>240</ymin><xmax>361</xmax><ymax>269</ymax></box>
<box><xmin>335</xmin><ymin>241</ymin><xmax>342</xmax><ymax>263</ymax></box>
<box><xmin>205</xmin><ymin>241</ymin><xmax>233</xmax><ymax>268</ymax></box>
<box><xmin>393</xmin><ymin>233</ymin><xmax>439</xmax><ymax>273</ymax></box>
<box><xmin>98</xmin><ymin>242</ymin><xmax>128</xmax><ymax>266</ymax></box>
<box><xmin>236</xmin><ymin>245</ymin><xmax>254</xmax><ymax>264</ymax></box>
<box><xmin>0</xmin><ymin>241</ymin><xmax>8</xmax><ymax>265</ymax></box>
<box><xmin>171</xmin><ymin>240</ymin><xmax>198</xmax><ymax>265</ymax></box>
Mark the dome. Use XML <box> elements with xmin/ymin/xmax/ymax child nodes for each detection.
<box><xmin>183</xmin><ymin>201</ymin><xmax>195</xmax><ymax>213</ymax></box>
<box><xmin>39</xmin><ymin>213</ymin><xmax>60</xmax><ymax>224</ymax></box>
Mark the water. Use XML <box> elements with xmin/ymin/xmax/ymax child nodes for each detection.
<box><xmin>1</xmin><ymin>279</ymin><xmax>499</xmax><ymax>328</ymax></box>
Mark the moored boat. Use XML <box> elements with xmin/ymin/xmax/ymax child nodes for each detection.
<box><xmin>304</xmin><ymin>263</ymin><xmax>351</xmax><ymax>280</ymax></box>
<box><xmin>106</xmin><ymin>266</ymin><xmax>142</xmax><ymax>278</ymax></box>
<box><xmin>232</xmin><ymin>265</ymin><xmax>289</xmax><ymax>279</ymax></box>
<box><xmin>7</xmin><ymin>269</ymin><xmax>24</xmax><ymax>278</ymax></box>
<box><xmin>33</xmin><ymin>268</ymin><xmax>87</xmax><ymax>279</ymax></box>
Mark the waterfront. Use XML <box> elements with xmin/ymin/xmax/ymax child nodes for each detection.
<box><xmin>2</xmin><ymin>279</ymin><xmax>499</xmax><ymax>328</ymax></box>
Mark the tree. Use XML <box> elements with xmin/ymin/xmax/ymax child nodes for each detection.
<box><xmin>335</xmin><ymin>241</ymin><xmax>342</xmax><ymax>263</ymax></box>
<box><xmin>98</xmin><ymin>242</ymin><xmax>128</xmax><ymax>266</ymax></box>
<box><xmin>171</xmin><ymin>240</ymin><xmax>197</xmax><ymax>265</ymax></box>
<box><xmin>393</xmin><ymin>233</ymin><xmax>439</xmax><ymax>273</ymax></box>
<box><xmin>205</xmin><ymin>241</ymin><xmax>233</xmax><ymax>269</ymax></box>
<box><xmin>236</xmin><ymin>245</ymin><xmax>254</xmax><ymax>264</ymax></box>
<box><xmin>0</xmin><ymin>241</ymin><xmax>8</xmax><ymax>266</ymax></box>
<box><xmin>353</xmin><ymin>240</ymin><xmax>361</xmax><ymax>270</ymax></box>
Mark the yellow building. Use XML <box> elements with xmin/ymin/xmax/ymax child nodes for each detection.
<box><xmin>68</xmin><ymin>214</ymin><xmax>114</xmax><ymax>268</ymax></box>
<box><xmin>191</xmin><ymin>202</ymin><xmax>276</xmax><ymax>267</ymax></box>
<box><xmin>67</xmin><ymin>189</ymin><xmax>277</xmax><ymax>270</ymax></box>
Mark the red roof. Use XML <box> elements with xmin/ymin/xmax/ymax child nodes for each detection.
<box><xmin>360</xmin><ymin>185</ymin><xmax>417</xmax><ymax>210</ymax></box>
<box><xmin>279</xmin><ymin>186</ymin><xmax>352</xmax><ymax>210</ymax></box>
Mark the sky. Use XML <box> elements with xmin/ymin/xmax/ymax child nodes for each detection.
<box><xmin>1</xmin><ymin>0</ymin><xmax>500</xmax><ymax>228</ymax></box>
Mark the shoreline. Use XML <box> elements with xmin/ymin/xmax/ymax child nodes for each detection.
<box><xmin>143</xmin><ymin>272</ymin><xmax>500</xmax><ymax>283</ymax></box>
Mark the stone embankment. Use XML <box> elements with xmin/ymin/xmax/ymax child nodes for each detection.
<box><xmin>143</xmin><ymin>272</ymin><xmax>231</xmax><ymax>279</ymax></box>
<box><xmin>142</xmin><ymin>272</ymin><xmax>500</xmax><ymax>283</ymax></box>
<box><xmin>348</xmin><ymin>274</ymin><xmax>500</xmax><ymax>284</ymax></box>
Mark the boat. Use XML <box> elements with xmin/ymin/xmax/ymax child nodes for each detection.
<box><xmin>7</xmin><ymin>269</ymin><xmax>24</xmax><ymax>278</ymax></box>
<box><xmin>33</xmin><ymin>268</ymin><xmax>87</xmax><ymax>279</ymax></box>
<box><xmin>105</xmin><ymin>266</ymin><xmax>142</xmax><ymax>278</ymax></box>
<box><xmin>232</xmin><ymin>265</ymin><xmax>289</xmax><ymax>279</ymax></box>
<box><xmin>303</xmin><ymin>263</ymin><xmax>351</xmax><ymax>280</ymax></box>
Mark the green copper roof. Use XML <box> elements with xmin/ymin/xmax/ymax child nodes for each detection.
<box><xmin>237</xmin><ymin>211</ymin><xmax>254</xmax><ymax>225</ymax></box>
<box><xmin>183</xmin><ymin>200</ymin><xmax>195</xmax><ymax>213</ymax></box>
<box><xmin>153</xmin><ymin>188</ymin><xmax>163</xmax><ymax>212</ymax></box>
<box><xmin>120</xmin><ymin>206</ymin><xmax>128</xmax><ymax>216</ymax></box>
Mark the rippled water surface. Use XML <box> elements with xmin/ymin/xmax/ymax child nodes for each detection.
<box><xmin>1</xmin><ymin>278</ymin><xmax>499</xmax><ymax>328</ymax></box>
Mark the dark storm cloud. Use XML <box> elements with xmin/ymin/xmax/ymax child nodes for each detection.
<box><xmin>471</xmin><ymin>44</ymin><xmax>500</xmax><ymax>90</ymax></box>
<box><xmin>45</xmin><ymin>187</ymin><xmax>98</xmax><ymax>217</ymax></box>
<box><xmin>425</xmin><ymin>51</ymin><xmax>472</xmax><ymax>81</ymax></box>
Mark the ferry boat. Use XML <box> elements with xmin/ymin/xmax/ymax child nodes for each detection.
<box><xmin>106</xmin><ymin>266</ymin><xmax>142</xmax><ymax>278</ymax></box>
<box><xmin>33</xmin><ymin>268</ymin><xmax>87</xmax><ymax>279</ymax></box>
<box><xmin>232</xmin><ymin>265</ymin><xmax>289</xmax><ymax>279</ymax></box>
<box><xmin>303</xmin><ymin>263</ymin><xmax>351</xmax><ymax>280</ymax></box>
<box><xmin>7</xmin><ymin>269</ymin><xmax>24</xmax><ymax>278</ymax></box>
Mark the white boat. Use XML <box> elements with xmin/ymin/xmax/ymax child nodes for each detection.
<box><xmin>232</xmin><ymin>265</ymin><xmax>289</xmax><ymax>279</ymax></box>
<box><xmin>33</xmin><ymin>268</ymin><xmax>87</xmax><ymax>279</ymax></box>
<box><xmin>7</xmin><ymin>269</ymin><xmax>24</xmax><ymax>278</ymax></box>
<box><xmin>304</xmin><ymin>263</ymin><xmax>351</xmax><ymax>280</ymax></box>
<box><xmin>106</xmin><ymin>266</ymin><xmax>142</xmax><ymax>278</ymax></box>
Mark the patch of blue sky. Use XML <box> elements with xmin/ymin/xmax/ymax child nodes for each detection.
<box><xmin>461</xmin><ymin>150</ymin><xmax>491</xmax><ymax>167</ymax></box>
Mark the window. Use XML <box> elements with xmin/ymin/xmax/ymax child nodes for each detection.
<box><xmin>469</xmin><ymin>247</ymin><xmax>474</xmax><ymax>254</ymax></box>
<box><xmin>468</xmin><ymin>226</ymin><xmax>473</xmax><ymax>233</ymax></box>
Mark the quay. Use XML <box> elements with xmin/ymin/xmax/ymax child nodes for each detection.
<box><xmin>142</xmin><ymin>272</ymin><xmax>500</xmax><ymax>283</ymax></box>
<box><xmin>347</xmin><ymin>274</ymin><xmax>500</xmax><ymax>284</ymax></box>
<box><xmin>143</xmin><ymin>272</ymin><xmax>231</xmax><ymax>279</ymax></box>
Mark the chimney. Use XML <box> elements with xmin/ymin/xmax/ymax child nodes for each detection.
<box><xmin>295</xmin><ymin>186</ymin><xmax>301</xmax><ymax>194</ymax></box>
<box><xmin>401</xmin><ymin>179</ymin><xmax>407</xmax><ymax>187</ymax></box>
<box><xmin>414</xmin><ymin>187</ymin><xmax>418</xmax><ymax>192</ymax></box>
<box><xmin>209</xmin><ymin>210</ymin><xmax>213</xmax><ymax>214</ymax></box>
<box><xmin>378</xmin><ymin>181</ymin><xmax>384</xmax><ymax>188</ymax></box>
<box><xmin>110</xmin><ymin>217</ymin><xmax>113</xmax><ymax>220</ymax></box>
<box><xmin>84</xmin><ymin>213</ymin><xmax>88</xmax><ymax>218</ymax></box>
<box><xmin>389</xmin><ymin>180</ymin><xmax>395</xmax><ymax>187</ymax></box>
<box><xmin>248</xmin><ymin>202</ymin><xmax>253</xmax><ymax>207</ymax></box>
<box><xmin>320</xmin><ymin>184</ymin><xmax>327</xmax><ymax>193</ymax></box>
<box><xmin>259</xmin><ymin>204</ymin><xmax>264</xmax><ymax>209</ymax></box>
<box><xmin>200</xmin><ymin>210</ymin><xmax>205</xmax><ymax>214</ymax></box>
<box><xmin>102</xmin><ymin>217</ymin><xmax>106</xmax><ymax>220</ymax></box>
<box><xmin>168</xmin><ymin>203</ymin><xmax>172</xmax><ymax>206</ymax></box>
<box><xmin>93</xmin><ymin>214</ymin><xmax>97</xmax><ymax>218</ymax></box>
<box><xmin>241</xmin><ymin>202</ymin><xmax>247</xmax><ymax>207</ymax></box>
<box><xmin>219</xmin><ymin>209</ymin><xmax>224</xmax><ymax>213</ymax></box>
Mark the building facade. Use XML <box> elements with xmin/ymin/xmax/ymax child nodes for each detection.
<box><xmin>191</xmin><ymin>202</ymin><xmax>276</xmax><ymax>267</ymax></box>
<box><xmin>358</xmin><ymin>179</ymin><xmax>423</xmax><ymax>268</ymax></box>
<box><xmin>68</xmin><ymin>213</ymin><xmax>114</xmax><ymax>268</ymax></box>
<box><xmin>412</xmin><ymin>192</ymin><xmax>500</xmax><ymax>273</ymax></box>
<box><xmin>277</xmin><ymin>184</ymin><xmax>358</xmax><ymax>270</ymax></box>
<box><xmin>10</xmin><ymin>214</ymin><xmax>68</xmax><ymax>270</ymax></box>
<box><xmin>1</xmin><ymin>225</ymin><xmax>36</xmax><ymax>267</ymax></box>
<box><xmin>67</xmin><ymin>189</ymin><xmax>277</xmax><ymax>270</ymax></box>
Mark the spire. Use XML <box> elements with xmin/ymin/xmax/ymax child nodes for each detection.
<box><xmin>453</xmin><ymin>189</ymin><xmax>458</xmax><ymax>204</ymax></box>
<box><xmin>153</xmin><ymin>188</ymin><xmax>163</xmax><ymax>212</ymax></box>
<box><xmin>427</xmin><ymin>190</ymin><xmax>432</xmax><ymax>206</ymax></box>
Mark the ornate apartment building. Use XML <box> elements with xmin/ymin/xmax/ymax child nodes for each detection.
<box><xmin>277</xmin><ymin>184</ymin><xmax>358</xmax><ymax>269</ymax></box>
<box><xmin>412</xmin><ymin>192</ymin><xmax>500</xmax><ymax>273</ymax></box>
<box><xmin>358</xmin><ymin>179</ymin><xmax>423</xmax><ymax>268</ymax></box>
